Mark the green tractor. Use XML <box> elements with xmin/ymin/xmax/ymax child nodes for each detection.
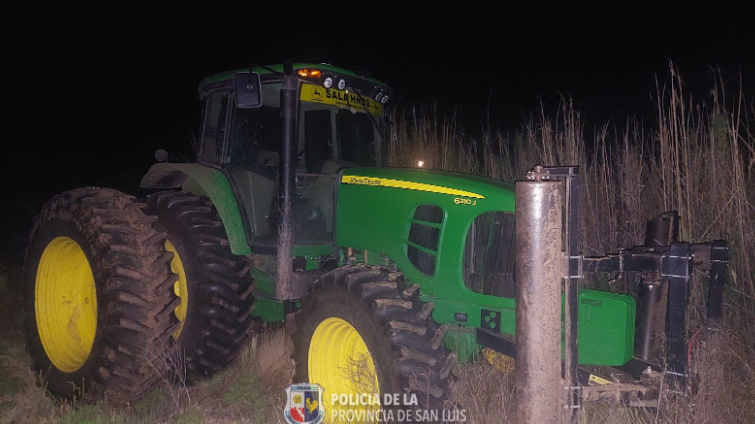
<box><xmin>24</xmin><ymin>62</ymin><xmax>727</xmax><ymax>416</ymax></box>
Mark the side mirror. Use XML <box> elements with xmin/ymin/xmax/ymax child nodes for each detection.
<box><xmin>233</xmin><ymin>72</ymin><xmax>262</xmax><ymax>108</ymax></box>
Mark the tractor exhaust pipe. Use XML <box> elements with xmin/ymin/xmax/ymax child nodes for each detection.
<box><xmin>515</xmin><ymin>166</ymin><xmax>564</xmax><ymax>424</ymax></box>
<box><xmin>276</xmin><ymin>62</ymin><xmax>296</xmax><ymax>300</ymax></box>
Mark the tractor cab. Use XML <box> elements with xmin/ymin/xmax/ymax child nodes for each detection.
<box><xmin>193</xmin><ymin>63</ymin><xmax>392</xmax><ymax>255</ymax></box>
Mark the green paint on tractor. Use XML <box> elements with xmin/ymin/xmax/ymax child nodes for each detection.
<box><xmin>142</xmin><ymin>62</ymin><xmax>637</xmax><ymax>369</ymax></box>
<box><xmin>335</xmin><ymin>166</ymin><xmax>635</xmax><ymax>366</ymax></box>
<box><xmin>141</xmin><ymin>163</ymin><xmax>252</xmax><ymax>255</ymax></box>
<box><xmin>250</xmin><ymin>297</ymin><xmax>285</xmax><ymax>323</ymax></box>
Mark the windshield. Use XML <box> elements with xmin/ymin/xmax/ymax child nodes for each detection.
<box><xmin>225</xmin><ymin>81</ymin><xmax>385</xmax><ymax>174</ymax></box>
<box><xmin>298</xmin><ymin>83</ymin><xmax>385</xmax><ymax>171</ymax></box>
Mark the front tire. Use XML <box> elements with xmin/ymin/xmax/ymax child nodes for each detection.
<box><xmin>290</xmin><ymin>264</ymin><xmax>455</xmax><ymax>422</ymax></box>
<box><xmin>23</xmin><ymin>187</ymin><xmax>177</xmax><ymax>403</ymax></box>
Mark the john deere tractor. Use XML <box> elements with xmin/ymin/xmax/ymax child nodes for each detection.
<box><xmin>24</xmin><ymin>62</ymin><xmax>727</xmax><ymax>417</ymax></box>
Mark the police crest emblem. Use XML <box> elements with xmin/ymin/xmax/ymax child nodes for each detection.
<box><xmin>284</xmin><ymin>383</ymin><xmax>325</xmax><ymax>424</ymax></box>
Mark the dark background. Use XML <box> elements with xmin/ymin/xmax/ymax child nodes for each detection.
<box><xmin>2</xmin><ymin>3</ymin><xmax>753</xmax><ymax>261</ymax></box>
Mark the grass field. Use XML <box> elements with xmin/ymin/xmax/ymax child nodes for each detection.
<box><xmin>1</xmin><ymin>64</ymin><xmax>753</xmax><ymax>423</ymax></box>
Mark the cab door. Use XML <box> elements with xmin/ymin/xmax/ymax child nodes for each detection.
<box><xmin>198</xmin><ymin>89</ymin><xmax>230</xmax><ymax>167</ymax></box>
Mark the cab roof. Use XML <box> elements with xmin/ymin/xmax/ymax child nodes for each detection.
<box><xmin>198</xmin><ymin>62</ymin><xmax>390</xmax><ymax>93</ymax></box>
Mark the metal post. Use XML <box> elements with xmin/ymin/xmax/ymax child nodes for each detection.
<box><xmin>545</xmin><ymin>166</ymin><xmax>581</xmax><ymax>422</ymax></box>
<box><xmin>706</xmin><ymin>240</ymin><xmax>728</xmax><ymax>323</ymax></box>
<box><xmin>515</xmin><ymin>166</ymin><xmax>564</xmax><ymax>424</ymax></box>
<box><xmin>644</xmin><ymin>211</ymin><xmax>679</xmax><ymax>247</ymax></box>
<box><xmin>664</xmin><ymin>242</ymin><xmax>692</xmax><ymax>387</ymax></box>
<box><xmin>276</xmin><ymin>62</ymin><xmax>296</xmax><ymax>300</ymax></box>
<box><xmin>634</xmin><ymin>273</ymin><xmax>663</xmax><ymax>362</ymax></box>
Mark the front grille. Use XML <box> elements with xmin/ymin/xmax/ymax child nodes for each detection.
<box><xmin>407</xmin><ymin>245</ymin><xmax>437</xmax><ymax>276</ymax></box>
<box><xmin>413</xmin><ymin>205</ymin><xmax>444</xmax><ymax>223</ymax></box>
<box><xmin>407</xmin><ymin>205</ymin><xmax>443</xmax><ymax>276</ymax></box>
<box><xmin>409</xmin><ymin>223</ymin><xmax>440</xmax><ymax>251</ymax></box>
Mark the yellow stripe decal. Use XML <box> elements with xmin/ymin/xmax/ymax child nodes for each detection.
<box><xmin>341</xmin><ymin>175</ymin><xmax>485</xmax><ymax>199</ymax></box>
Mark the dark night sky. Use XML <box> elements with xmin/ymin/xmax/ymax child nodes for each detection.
<box><xmin>2</xmin><ymin>3</ymin><xmax>753</xmax><ymax>260</ymax></box>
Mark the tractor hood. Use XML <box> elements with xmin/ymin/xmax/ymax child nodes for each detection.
<box><xmin>338</xmin><ymin>167</ymin><xmax>516</xmax><ymax>210</ymax></box>
<box><xmin>335</xmin><ymin>166</ymin><xmax>515</xmax><ymax>287</ymax></box>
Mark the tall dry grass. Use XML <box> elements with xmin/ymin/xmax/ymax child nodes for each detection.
<box><xmin>387</xmin><ymin>63</ymin><xmax>755</xmax><ymax>423</ymax></box>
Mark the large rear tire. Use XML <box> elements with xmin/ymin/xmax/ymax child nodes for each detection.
<box><xmin>23</xmin><ymin>187</ymin><xmax>178</xmax><ymax>404</ymax></box>
<box><xmin>144</xmin><ymin>190</ymin><xmax>255</xmax><ymax>377</ymax></box>
<box><xmin>290</xmin><ymin>264</ymin><xmax>455</xmax><ymax>422</ymax></box>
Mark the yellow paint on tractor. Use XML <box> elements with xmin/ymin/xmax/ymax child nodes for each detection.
<box><xmin>341</xmin><ymin>175</ymin><xmax>485</xmax><ymax>199</ymax></box>
<box><xmin>165</xmin><ymin>240</ymin><xmax>188</xmax><ymax>339</ymax></box>
<box><xmin>309</xmin><ymin>317</ymin><xmax>380</xmax><ymax>418</ymax></box>
<box><xmin>35</xmin><ymin>236</ymin><xmax>97</xmax><ymax>373</ymax></box>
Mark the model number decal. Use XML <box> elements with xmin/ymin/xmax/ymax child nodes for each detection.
<box><xmin>454</xmin><ymin>198</ymin><xmax>477</xmax><ymax>205</ymax></box>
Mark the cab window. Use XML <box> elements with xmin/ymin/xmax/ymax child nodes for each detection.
<box><xmin>199</xmin><ymin>90</ymin><xmax>230</xmax><ymax>165</ymax></box>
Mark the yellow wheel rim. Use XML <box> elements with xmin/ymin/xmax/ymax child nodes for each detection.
<box><xmin>309</xmin><ymin>317</ymin><xmax>380</xmax><ymax>420</ymax></box>
<box><xmin>35</xmin><ymin>236</ymin><xmax>97</xmax><ymax>373</ymax></box>
<box><xmin>165</xmin><ymin>240</ymin><xmax>188</xmax><ymax>339</ymax></box>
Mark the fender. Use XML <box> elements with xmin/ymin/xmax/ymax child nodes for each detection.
<box><xmin>141</xmin><ymin>163</ymin><xmax>251</xmax><ymax>255</ymax></box>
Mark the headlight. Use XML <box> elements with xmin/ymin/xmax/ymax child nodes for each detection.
<box><xmin>337</xmin><ymin>79</ymin><xmax>346</xmax><ymax>90</ymax></box>
<box><xmin>375</xmin><ymin>93</ymin><xmax>383</xmax><ymax>101</ymax></box>
<box><xmin>381</xmin><ymin>95</ymin><xmax>389</xmax><ymax>104</ymax></box>
<box><xmin>323</xmin><ymin>77</ymin><xmax>333</xmax><ymax>88</ymax></box>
